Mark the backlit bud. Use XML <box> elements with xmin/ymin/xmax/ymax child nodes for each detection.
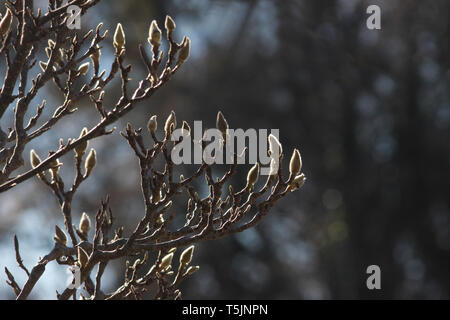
<box><xmin>182</xmin><ymin>121</ymin><xmax>191</xmax><ymax>136</ymax></box>
<box><xmin>176</xmin><ymin>37</ymin><xmax>190</xmax><ymax>65</ymax></box>
<box><xmin>54</xmin><ymin>225</ymin><xmax>67</xmax><ymax>246</ymax></box>
<box><xmin>147</xmin><ymin>115</ymin><xmax>157</xmax><ymax>134</ymax></box>
<box><xmin>84</xmin><ymin>149</ymin><xmax>96</xmax><ymax>177</ymax></box>
<box><xmin>148</xmin><ymin>20</ymin><xmax>161</xmax><ymax>47</ymax></box>
<box><xmin>113</xmin><ymin>23</ymin><xmax>125</xmax><ymax>51</ymax></box>
<box><xmin>183</xmin><ymin>265</ymin><xmax>200</xmax><ymax>277</ymax></box>
<box><xmin>159</xmin><ymin>252</ymin><xmax>174</xmax><ymax>271</ymax></box>
<box><xmin>30</xmin><ymin>149</ymin><xmax>41</xmax><ymax>168</ymax></box>
<box><xmin>164</xmin><ymin>111</ymin><xmax>176</xmax><ymax>136</ymax></box>
<box><xmin>268</xmin><ymin>134</ymin><xmax>283</xmax><ymax>158</ymax></box>
<box><xmin>77</xmin><ymin>62</ymin><xmax>90</xmax><ymax>76</ymax></box>
<box><xmin>165</xmin><ymin>15</ymin><xmax>176</xmax><ymax>38</ymax></box>
<box><xmin>216</xmin><ymin>111</ymin><xmax>228</xmax><ymax>140</ymax></box>
<box><xmin>291</xmin><ymin>173</ymin><xmax>306</xmax><ymax>190</ymax></box>
<box><xmin>90</xmin><ymin>45</ymin><xmax>101</xmax><ymax>72</ymax></box>
<box><xmin>289</xmin><ymin>149</ymin><xmax>302</xmax><ymax>178</ymax></box>
<box><xmin>74</xmin><ymin>128</ymin><xmax>88</xmax><ymax>159</ymax></box>
<box><xmin>79</xmin><ymin>212</ymin><xmax>91</xmax><ymax>235</ymax></box>
<box><xmin>180</xmin><ymin>245</ymin><xmax>195</xmax><ymax>266</ymax></box>
<box><xmin>246</xmin><ymin>162</ymin><xmax>260</xmax><ymax>190</ymax></box>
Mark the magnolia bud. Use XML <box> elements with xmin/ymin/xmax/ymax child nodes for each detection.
<box><xmin>30</xmin><ymin>149</ymin><xmax>41</xmax><ymax>168</ymax></box>
<box><xmin>77</xmin><ymin>62</ymin><xmax>90</xmax><ymax>76</ymax></box>
<box><xmin>184</xmin><ymin>265</ymin><xmax>200</xmax><ymax>277</ymax></box>
<box><xmin>216</xmin><ymin>111</ymin><xmax>228</xmax><ymax>140</ymax></box>
<box><xmin>180</xmin><ymin>245</ymin><xmax>195</xmax><ymax>266</ymax></box>
<box><xmin>0</xmin><ymin>8</ymin><xmax>12</xmax><ymax>38</ymax></box>
<box><xmin>159</xmin><ymin>252</ymin><xmax>174</xmax><ymax>271</ymax></box>
<box><xmin>291</xmin><ymin>173</ymin><xmax>306</xmax><ymax>190</ymax></box>
<box><xmin>74</xmin><ymin>128</ymin><xmax>88</xmax><ymax>159</ymax></box>
<box><xmin>289</xmin><ymin>149</ymin><xmax>302</xmax><ymax>178</ymax></box>
<box><xmin>246</xmin><ymin>162</ymin><xmax>260</xmax><ymax>190</ymax></box>
<box><xmin>90</xmin><ymin>45</ymin><xmax>101</xmax><ymax>72</ymax></box>
<box><xmin>113</xmin><ymin>23</ymin><xmax>125</xmax><ymax>51</ymax></box>
<box><xmin>165</xmin><ymin>16</ymin><xmax>177</xmax><ymax>34</ymax></box>
<box><xmin>54</xmin><ymin>225</ymin><xmax>67</xmax><ymax>246</ymax></box>
<box><xmin>49</xmin><ymin>158</ymin><xmax>61</xmax><ymax>180</ymax></box>
<box><xmin>182</xmin><ymin>121</ymin><xmax>191</xmax><ymax>136</ymax></box>
<box><xmin>79</xmin><ymin>212</ymin><xmax>91</xmax><ymax>235</ymax></box>
<box><xmin>148</xmin><ymin>20</ymin><xmax>161</xmax><ymax>47</ymax></box>
<box><xmin>164</xmin><ymin>111</ymin><xmax>176</xmax><ymax>136</ymax></box>
<box><xmin>78</xmin><ymin>246</ymin><xmax>89</xmax><ymax>268</ymax></box>
<box><xmin>147</xmin><ymin>115</ymin><xmax>157</xmax><ymax>134</ymax></box>
<box><xmin>84</xmin><ymin>149</ymin><xmax>96</xmax><ymax>177</ymax></box>
<box><xmin>39</xmin><ymin>61</ymin><xmax>48</xmax><ymax>72</ymax></box>
<box><xmin>268</xmin><ymin>134</ymin><xmax>283</xmax><ymax>158</ymax></box>
<box><xmin>176</xmin><ymin>37</ymin><xmax>190</xmax><ymax>65</ymax></box>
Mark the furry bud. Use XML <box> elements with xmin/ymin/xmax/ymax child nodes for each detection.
<box><xmin>113</xmin><ymin>23</ymin><xmax>125</xmax><ymax>51</ymax></box>
<box><xmin>164</xmin><ymin>111</ymin><xmax>176</xmax><ymax>137</ymax></box>
<box><xmin>184</xmin><ymin>265</ymin><xmax>200</xmax><ymax>277</ymax></box>
<box><xmin>246</xmin><ymin>162</ymin><xmax>260</xmax><ymax>190</ymax></box>
<box><xmin>182</xmin><ymin>121</ymin><xmax>191</xmax><ymax>136</ymax></box>
<box><xmin>30</xmin><ymin>149</ymin><xmax>41</xmax><ymax>168</ymax></box>
<box><xmin>90</xmin><ymin>45</ymin><xmax>101</xmax><ymax>72</ymax></box>
<box><xmin>147</xmin><ymin>115</ymin><xmax>157</xmax><ymax>134</ymax></box>
<box><xmin>291</xmin><ymin>173</ymin><xmax>306</xmax><ymax>190</ymax></box>
<box><xmin>74</xmin><ymin>128</ymin><xmax>88</xmax><ymax>159</ymax></box>
<box><xmin>268</xmin><ymin>134</ymin><xmax>283</xmax><ymax>158</ymax></box>
<box><xmin>289</xmin><ymin>149</ymin><xmax>302</xmax><ymax>178</ymax></box>
<box><xmin>84</xmin><ymin>149</ymin><xmax>96</xmax><ymax>177</ymax></box>
<box><xmin>77</xmin><ymin>62</ymin><xmax>90</xmax><ymax>76</ymax></box>
<box><xmin>148</xmin><ymin>20</ymin><xmax>161</xmax><ymax>47</ymax></box>
<box><xmin>176</xmin><ymin>37</ymin><xmax>190</xmax><ymax>65</ymax></box>
<box><xmin>216</xmin><ymin>111</ymin><xmax>228</xmax><ymax>140</ymax></box>
<box><xmin>165</xmin><ymin>15</ymin><xmax>176</xmax><ymax>38</ymax></box>
<box><xmin>54</xmin><ymin>225</ymin><xmax>67</xmax><ymax>246</ymax></box>
<box><xmin>180</xmin><ymin>245</ymin><xmax>195</xmax><ymax>266</ymax></box>
<box><xmin>159</xmin><ymin>252</ymin><xmax>174</xmax><ymax>271</ymax></box>
<box><xmin>79</xmin><ymin>212</ymin><xmax>91</xmax><ymax>235</ymax></box>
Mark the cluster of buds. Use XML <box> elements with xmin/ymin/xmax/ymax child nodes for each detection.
<box><xmin>30</xmin><ymin>149</ymin><xmax>61</xmax><ymax>181</ymax></box>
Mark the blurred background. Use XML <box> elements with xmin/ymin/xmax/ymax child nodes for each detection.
<box><xmin>1</xmin><ymin>0</ymin><xmax>450</xmax><ymax>299</ymax></box>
